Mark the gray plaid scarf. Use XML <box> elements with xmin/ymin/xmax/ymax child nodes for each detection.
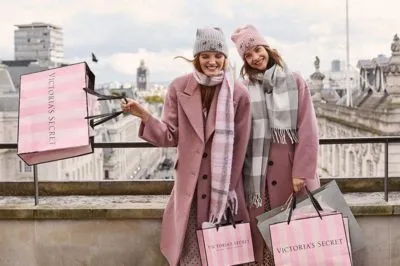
<box><xmin>244</xmin><ymin>64</ymin><xmax>298</xmax><ymax>207</ymax></box>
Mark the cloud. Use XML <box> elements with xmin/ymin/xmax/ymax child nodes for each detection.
<box><xmin>66</xmin><ymin>48</ymin><xmax>194</xmax><ymax>84</ymax></box>
<box><xmin>1</xmin><ymin>0</ymin><xmax>399</xmax><ymax>83</ymax></box>
<box><xmin>108</xmin><ymin>49</ymin><xmax>193</xmax><ymax>81</ymax></box>
<box><xmin>309</xmin><ymin>23</ymin><xmax>333</xmax><ymax>36</ymax></box>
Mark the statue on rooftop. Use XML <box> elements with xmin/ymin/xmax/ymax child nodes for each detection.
<box><xmin>391</xmin><ymin>34</ymin><xmax>400</xmax><ymax>54</ymax></box>
<box><xmin>314</xmin><ymin>56</ymin><xmax>320</xmax><ymax>71</ymax></box>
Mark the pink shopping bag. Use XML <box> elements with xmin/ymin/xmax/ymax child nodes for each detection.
<box><xmin>270</xmin><ymin>212</ymin><xmax>352</xmax><ymax>266</ymax></box>
<box><xmin>197</xmin><ymin>222</ymin><xmax>255</xmax><ymax>266</ymax></box>
<box><xmin>17</xmin><ymin>62</ymin><xmax>96</xmax><ymax>165</ymax></box>
<box><xmin>291</xmin><ymin>206</ymin><xmax>353</xmax><ymax>262</ymax></box>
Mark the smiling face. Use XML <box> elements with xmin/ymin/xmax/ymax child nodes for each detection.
<box><xmin>243</xmin><ymin>45</ymin><xmax>269</xmax><ymax>71</ymax></box>
<box><xmin>198</xmin><ymin>52</ymin><xmax>226</xmax><ymax>76</ymax></box>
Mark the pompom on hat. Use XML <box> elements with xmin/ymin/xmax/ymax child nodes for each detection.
<box><xmin>231</xmin><ymin>24</ymin><xmax>269</xmax><ymax>59</ymax></box>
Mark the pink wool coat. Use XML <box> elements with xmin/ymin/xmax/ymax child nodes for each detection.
<box><xmin>246</xmin><ymin>73</ymin><xmax>321</xmax><ymax>263</ymax></box>
<box><xmin>139</xmin><ymin>73</ymin><xmax>252</xmax><ymax>266</ymax></box>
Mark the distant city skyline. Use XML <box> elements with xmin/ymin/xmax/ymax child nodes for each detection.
<box><xmin>0</xmin><ymin>0</ymin><xmax>399</xmax><ymax>83</ymax></box>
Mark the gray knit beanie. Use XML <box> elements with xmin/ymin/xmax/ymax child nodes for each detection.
<box><xmin>193</xmin><ymin>27</ymin><xmax>229</xmax><ymax>57</ymax></box>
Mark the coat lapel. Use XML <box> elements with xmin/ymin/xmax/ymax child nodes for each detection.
<box><xmin>178</xmin><ymin>75</ymin><xmax>204</xmax><ymax>143</ymax></box>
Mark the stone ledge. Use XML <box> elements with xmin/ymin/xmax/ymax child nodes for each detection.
<box><xmin>0</xmin><ymin>208</ymin><xmax>164</xmax><ymax>220</ymax></box>
<box><xmin>0</xmin><ymin>178</ymin><xmax>399</xmax><ymax>196</ymax></box>
<box><xmin>344</xmin><ymin>192</ymin><xmax>400</xmax><ymax>216</ymax></box>
<box><xmin>0</xmin><ymin>193</ymin><xmax>399</xmax><ymax>219</ymax></box>
<box><xmin>350</xmin><ymin>205</ymin><xmax>398</xmax><ymax>216</ymax></box>
<box><xmin>321</xmin><ymin>178</ymin><xmax>400</xmax><ymax>193</ymax></box>
<box><xmin>0</xmin><ymin>195</ymin><xmax>167</xmax><ymax>219</ymax></box>
<box><xmin>0</xmin><ymin>181</ymin><xmax>174</xmax><ymax>196</ymax></box>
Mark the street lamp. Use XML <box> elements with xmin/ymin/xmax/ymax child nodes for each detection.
<box><xmin>345</xmin><ymin>0</ymin><xmax>352</xmax><ymax>107</ymax></box>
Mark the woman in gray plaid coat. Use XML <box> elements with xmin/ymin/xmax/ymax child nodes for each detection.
<box><xmin>231</xmin><ymin>25</ymin><xmax>321</xmax><ymax>265</ymax></box>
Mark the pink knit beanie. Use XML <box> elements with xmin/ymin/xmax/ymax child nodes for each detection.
<box><xmin>231</xmin><ymin>25</ymin><xmax>269</xmax><ymax>59</ymax></box>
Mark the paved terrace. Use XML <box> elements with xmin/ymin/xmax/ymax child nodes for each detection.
<box><xmin>0</xmin><ymin>179</ymin><xmax>400</xmax><ymax>218</ymax></box>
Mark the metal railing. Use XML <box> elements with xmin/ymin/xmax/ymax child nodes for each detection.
<box><xmin>1</xmin><ymin>136</ymin><xmax>400</xmax><ymax>205</ymax></box>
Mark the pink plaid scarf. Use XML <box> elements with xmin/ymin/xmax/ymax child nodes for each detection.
<box><xmin>193</xmin><ymin>68</ymin><xmax>236</xmax><ymax>223</ymax></box>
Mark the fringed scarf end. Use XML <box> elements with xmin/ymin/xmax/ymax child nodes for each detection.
<box><xmin>247</xmin><ymin>193</ymin><xmax>263</xmax><ymax>208</ymax></box>
<box><xmin>272</xmin><ymin>128</ymin><xmax>298</xmax><ymax>144</ymax></box>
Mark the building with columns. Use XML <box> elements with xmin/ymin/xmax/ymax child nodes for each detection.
<box><xmin>311</xmin><ymin>34</ymin><xmax>400</xmax><ymax>178</ymax></box>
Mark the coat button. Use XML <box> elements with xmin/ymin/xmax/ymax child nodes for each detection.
<box><xmin>202</xmin><ymin>174</ymin><xmax>208</xmax><ymax>180</ymax></box>
<box><xmin>268</xmin><ymin>160</ymin><xmax>274</xmax><ymax>166</ymax></box>
<box><xmin>201</xmin><ymin>194</ymin><xmax>207</xmax><ymax>199</ymax></box>
<box><xmin>271</xmin><ymin>180</ymin><xmax>277</xmax><ymax>186</ymax></box>
<box><xmin>203</xmin><ymin>153</ymin><xmax>208</xmax><ymax>158</ymax></box>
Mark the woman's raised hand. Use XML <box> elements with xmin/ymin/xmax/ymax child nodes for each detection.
<box><xmin>120</xmin><ymin>98</ymin><xmax>150</xmax><ymax>122</ymax></box>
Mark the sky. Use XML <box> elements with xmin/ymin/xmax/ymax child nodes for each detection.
<box><xmin>0</xmin><ymin>0</ymin><xmax>399</xmax><ymax>84</ymax></box>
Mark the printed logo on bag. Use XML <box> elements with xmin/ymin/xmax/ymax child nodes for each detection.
<box><xmin>207</xmin><ymin>239</ymin><xmax>251</xmax><ymax>251</ymax></box>
<box><xmin>48</xmin><ymin>72</ymin><xmax>56</xmax><ymax>144</ymax></box>
<box><xmin>276</xmin><ymin>238</ymin><xmax>345</xmax><ymax>254</ymax></box>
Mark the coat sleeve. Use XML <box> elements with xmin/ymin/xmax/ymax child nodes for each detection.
<box><xmin>229</xmin><ymin>83</ymin><xmax>251</xmax><ymax>191</ymax></box>
<box><xmin>138</xmin><ymin>84</ymin><xmax>179</xmax><ymax>147</ymax></box>
<box><xmin>292</xmin><ymin>74</ymin><xmax>319</xmax><ymax>180</ymax></box>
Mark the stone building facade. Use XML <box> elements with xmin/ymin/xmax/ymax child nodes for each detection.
<box><xmin>311</xmin><ymin>34</ymin><xmax>400</xmax><ymax>178</ymax></box>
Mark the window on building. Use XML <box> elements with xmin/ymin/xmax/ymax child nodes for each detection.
<box><xmin>24</xmin><ymin>164</ymin><xmax>32</xmax><ymax>172</ymax></box>
<box><xmin>366</xmin><ymin>160</ymin><xmax>374</xmax><ymax>177</ymax></box>
<box><xmin>342</xmin><ymin>148</ymin><xmax>346</xmax><ymax>175</ymax></box>
<box><xmin>104</xmin><ymin>170</ymin><xmax>110</xmax><ymax>180</ymax></box>
<box><xmin>19</xmin><ymin>161</ymin><xmax>32</xmax><ymax>172</ymax></box>
<box><xmin>349</xmin><ymin>151</ymin><xmax>355</xmax><ymax>177</ymax></box>
<box><xmin>334</xmin><ymin>145</ymin><xmax>340</xmax><ymax>177</ymax></box>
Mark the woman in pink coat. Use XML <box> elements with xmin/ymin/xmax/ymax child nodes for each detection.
<box><xmin>121</xmin><ymin>27</ymin><xmax>251</xmax><ymax>265</ymax></box>
<box><xmin>230</xmin><ymin>25</ymin><xmax>321</xmax><ymax>265</ymax></box>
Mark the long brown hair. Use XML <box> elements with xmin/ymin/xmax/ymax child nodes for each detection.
<box><xmin>175</xmin><ymin>55</ymin><xmax>226</xmax><ymax>112</ymax></box>
<box><xmin>240</xmin><ymin>46</ymin><xmax>283</xmax><ymax>84</ymax></box>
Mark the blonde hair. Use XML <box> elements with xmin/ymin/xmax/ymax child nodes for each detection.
<box><xmin>174</xmin><ymin>53</ymin><xmax>228</xmax><ymax>73</ymax></box>
<box><xmin>174</xmin><ymin>54</ymin><xmax>227</xmax><ymax>112</ymax></box>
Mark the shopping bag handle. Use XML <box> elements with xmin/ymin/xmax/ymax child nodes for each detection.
<box><xmin>83</xmin><ymin>87</ymin><xmax>128</xmax><ymax>101</ymax></box>
<box><xmin>85</xmin><ymin>112</ymin><xmax>121</xmax><ymax>120</ymax></box>
<box><xmin>83</xmin><ymin>87</ymin><xmax>129</xmax><ymax>128</ymax></box>
<box><xmin>305</xmin><ymin>186</ymin><xmax>323</xmax><ymax>212</ymax></box>
<box><xmin>216</xmin><ymin>207</ymin><xmax>236</xmax><ymax>231</ymax></box>
<box><xmin>287</xmin><ymin>186</ymin><xmax>323</xmax><ymax>224</ymax></box>
<box><xmin>85</xmin><ymin>111</ymin><xmax>124</xmax><ymax>128</ymax></box>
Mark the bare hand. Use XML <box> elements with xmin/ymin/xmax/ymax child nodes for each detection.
<box><xmin>120</xmin><ymin>98</ymin><xmax>150</xmax><ymax>122</ymax></box>
<box><xmin>292</xmin><ymin>177</ymin><xmax>305</xmax><ymax>193</ymax></box>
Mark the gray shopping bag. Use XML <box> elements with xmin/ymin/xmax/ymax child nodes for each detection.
<box><xmin>256</xmin><ymin>180</ymin><xmax>365</xmax><ymax>253</ymax></box>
